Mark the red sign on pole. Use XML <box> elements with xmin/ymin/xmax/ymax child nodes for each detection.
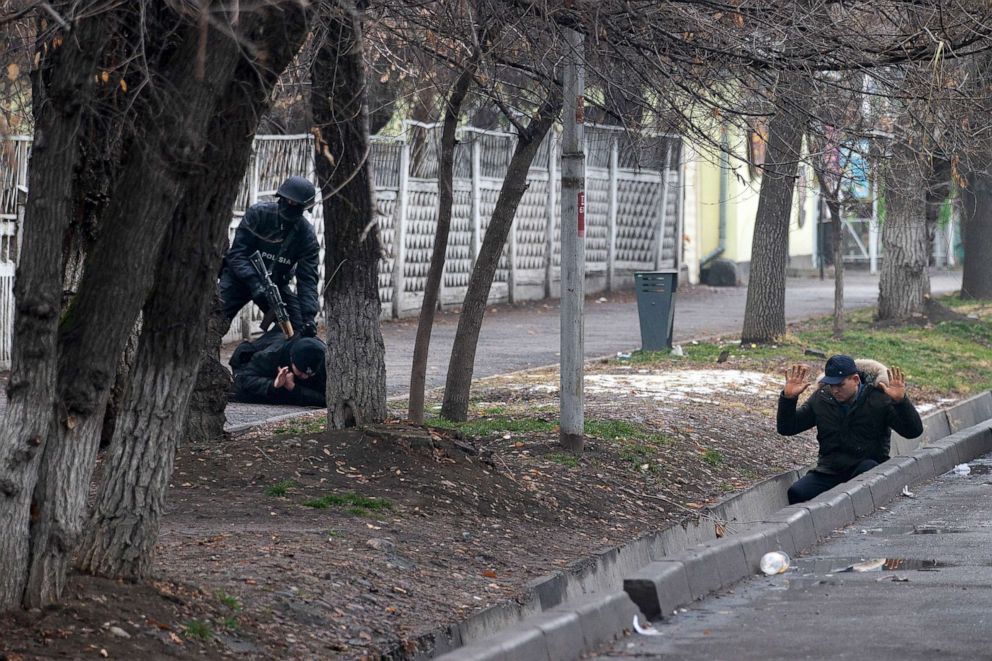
<box><xmin>577</xmin><ymin>190</ymin><xmax>585</xmax><ymax>237</ymax></box>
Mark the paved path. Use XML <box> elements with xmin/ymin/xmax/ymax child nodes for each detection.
<box><xmin>224</xmin><ymin>270</ymin><xmax>962</xmax><ymax>429</ymax></box>
<box><xmin>594</xmin><ymin>450</ymin><xmax>992</xmax><ymax>660</ymax></box>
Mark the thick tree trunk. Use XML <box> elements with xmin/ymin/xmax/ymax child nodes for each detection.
<box><xmin>23</xmin><ymin>13</ymin><xmax>251</xmax><ymax>607</ymax></box>
<box><xmin>877</xmin><ymin>146</ymin><xmax>929</xmax><ymax>321</ymax></box>
<box><xmin>312</xmin><ymin>0</ymin><xmax>387</xmax><ymax>428</ymax></box>
<box><xmin>961</xmin><ymin>166</ymin><xmax>992</xmax><ymax>299</ymax></box>
<box><xmin>408</xmin><ymin>67</ymin><xmax>475</xmax><ymax>423</ymax></box>
<box><xmin>76</xmin><ymin>3</ymin><xmax>310</xmax><ymax>580</ymax></box>
<box><xmin>440</xmin><ymin>90</ymin><xmax>563</xmax><ymax>422</ymax></box>
<box><xmin>183</xmin><ymin>302</ymin><xmax>232</xmax><ymax>444</ymax></box>
<box><xmin>741</xmin><ymin>84</ymin><xmax>806</xmax><ymax>344</ymax></box>
<box><xmin>0</xmin><ymin>13</ymin><xmax>112</xmax><ymax>610</ymax></box>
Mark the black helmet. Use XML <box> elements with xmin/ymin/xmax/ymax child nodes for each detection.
<box><xmin>276</xmin><ymin>176</ymin><xmax>316</xmax><ymax>209</ymax></box>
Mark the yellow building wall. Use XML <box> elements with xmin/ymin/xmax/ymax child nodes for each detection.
<box><xmin>688</xmin><ymin>129</ymin><xmax>816</xmax><ymax>273</ymax></box>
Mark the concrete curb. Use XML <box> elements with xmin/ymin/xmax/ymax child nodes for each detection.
<box><xmin>442</xmin><ymin>592</ymin><xmax>641</xmax><ymax>661</ymax></box>
<box><xmin>624</xmin><ymin>410</ymin><xmax>992</xmax><ymax>626</ymax></box>
<box><xmin>431</xmin><ymin>392</ymin><xmax>992</xmax><ymax>661</ymax></box>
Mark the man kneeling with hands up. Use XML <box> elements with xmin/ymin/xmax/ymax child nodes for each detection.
<box><xmin>778</xmin><ymin>354</ymin><xmax>923</xmax><ymax>504</ymax></box>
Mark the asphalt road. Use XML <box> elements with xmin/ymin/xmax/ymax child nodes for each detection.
<box><xmin>594</xmin><ymin>450</ymin><xmax>992</xmax><ymax>661</ymax></box>
<box><xmin>224</xmin><ymin>269</ymin><xmax>962</xmax><ymax>429</ymax></box>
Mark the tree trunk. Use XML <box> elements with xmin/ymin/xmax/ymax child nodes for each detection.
<box><xmin>961</xmin><ymin>166</ymin><xmax>992</xmax><ymax>299</ymax></box>
<box><xmin>76</xmin><ymin>3</ymin><xmax>310</xmax><ymax>580</ymax></box>
<box><xmin>23</xmin><ymin>12</ymin><xmax>251</xmax><ymax>607</ymax></box>
<box><xmin>408</xmin><ymin>66</ymin><xmax>475</xmax><ymax>424</ymax></box>
<box><xmin>826</xmin><ymin>193</ymin><xmax>845</xmax><ymax>338</ymax></box>
<box><xmin>440</xmin><ymin>90</ymin><xmax>563</xmax><ymax>422</ymax></box>
<box><xmin>312</xmin><ymin>0</ymin><xmax>387</xmax><ymax>429</ymax></box>
<box><xmin>877</xmin><ymin>145</ymin><xmax>929</xmax><ymax>321</ymax></box>
<box><xmin>0</xmin><ymin>12</ymin><xmax>113</xmax><ymax>610</ymax></box>
<box><xmin>741</xmin><ymin>82</ymin><xmax>806</xmax><ymax>344</ymax></box>
<box><xmin>183</xmin><ymin>302</ymin><xmax>232</xmax><ymax>444</ymax></box>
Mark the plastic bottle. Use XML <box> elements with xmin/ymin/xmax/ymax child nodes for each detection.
<box><xmin>759</xmin><ymin>551</ymin><xmax>791</xmax><ymax>575</ymax></box>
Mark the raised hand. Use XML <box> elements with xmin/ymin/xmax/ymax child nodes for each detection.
<box><xmin>783</xmin><ymin>363</ymin><xmax>811</xmax><ymax>399</ymax></box>
<box><xmin>877</xmin><ymin>365</ymin><xmax>907</xmax><ymax>402</ymax></box>
<box><xmin>274</xmin><ymin>366</ymin><xmax>291</xmax><ymax>390</ymax></box>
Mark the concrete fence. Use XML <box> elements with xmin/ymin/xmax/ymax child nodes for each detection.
<box><xmin>0</xmin><ymin>125</ymin><xmax>682</xmax><ymax>364</ymax></box>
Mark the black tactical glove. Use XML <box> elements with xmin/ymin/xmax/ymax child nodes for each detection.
<box><xmin>299</xmin><ymin>321</ymin><xmax>317</xmax><ymax>338</ymax></box>
<box><xmin>249</xmin><ymin>281</ymin><xmax>268</xmax><ymax>310</ymax></box>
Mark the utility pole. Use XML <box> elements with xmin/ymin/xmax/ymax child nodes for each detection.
<box><xmin>560</xmin><ymin>27</ymin><xmax>585</xmax><ymax>452</ymax></box>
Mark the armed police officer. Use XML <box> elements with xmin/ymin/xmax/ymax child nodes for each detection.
<box><xmin>220</xmin><ymin>175</ymin><xmax>321</xmax><ymax>337</ymax></box>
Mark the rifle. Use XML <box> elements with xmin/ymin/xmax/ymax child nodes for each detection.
<box><xmin>248</xmin><ymin>250</ymin><xmax>294</xmax><ymax>338</ymax></box>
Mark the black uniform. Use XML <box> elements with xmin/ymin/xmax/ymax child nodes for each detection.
<box><xmin>229</xmin><ymin>331</ymin><xmax>326</xmax><ymax>407</ymax></box>
<box><xmin>220</xmin><ymin>200</ymin><xmax>320</xmax><ymax>332</ymax></box>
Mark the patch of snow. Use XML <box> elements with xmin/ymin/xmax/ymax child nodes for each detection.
<box><xmin>915</xmin><ymin>397</ymin><xmax>958</xmax><ymax>414</ymax></box>
<box><xmin>583</xmin><ymin>369</ymin><xmax>782</xmax><ymax>403</ymax></box>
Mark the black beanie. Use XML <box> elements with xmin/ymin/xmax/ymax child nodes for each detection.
<box><xmin>290</xmin><ymin>338</ymin><xmax>324</xmax><ymax>377</ymax></box>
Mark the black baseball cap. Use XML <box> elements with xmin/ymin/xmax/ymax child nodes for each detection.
<box><xmin>821</xmin><ymin>354</ymin><xmax>857</xmax><ymax>385</ymax></box>
<box><xmin>290</xmin><ymin>338</ymin><xmax>324</xmax><ymax>377</ymax></box>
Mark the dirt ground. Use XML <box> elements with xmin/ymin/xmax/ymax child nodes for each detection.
<box><xmin>0</xmin><ymin>352</ymin><xmax>955</xmax><ymax>660</ymax></box>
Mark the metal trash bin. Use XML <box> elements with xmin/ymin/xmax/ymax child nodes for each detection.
<box><xmin>634</xmin><ymin>270</ymin><xmax>678</xmax><ymax>351</ymax></box>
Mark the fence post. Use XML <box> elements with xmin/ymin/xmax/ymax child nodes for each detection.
<box><xmin>946</xmin><ymin>206</ymin><xmax>957</xmax><ymax>267</ymax></box>
<box><xmin>544</xmin><ymin>134</ymin><xmax>558</xmax><ymax>298</ymax></box>
<box><xmin>673</xmin><ymin>138</ymin><xmax>685</xmax><ymax>274</ymax></box>
<box><xmin>392</xmin><ymin>138</ymin><xmax>411</xmax><ymax>318</ymax></box>
<box><xmin>236</xmin><ymin>138</ymin><xmax>263</xmax><ymax>339</ymax></box>
<box><xmin>508</xmin><ymin>195</ymin><xmax>518</xmax><ymax>305</ymax></box>
<box><xmin>470</xmin><ymin>134</ymin><xmax>482</xmax><ymax>272</ymax></box>
<box><xmin>653</xmin><ymin>139</ymin><xmax>674</xmax><ymax>270</ymax></box>
<box><xmin>606</xmin><ymin>137</ymin><xmax>619</xmax><ymax>291</ymax></box>
<box><xmin>249</xmin><ymin>140</ymin><xmax>260</xmax><ymax>205</ymax></box>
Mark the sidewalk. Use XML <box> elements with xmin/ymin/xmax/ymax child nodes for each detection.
<box><xmin>595</xmin><ymin>449</ymin><xmax>992</xmax><ymax>660</ymax></box>
<box><xmin>224</xmin><ymin>270</ymin><xmax>963</xmax><ymax>430</ymax></box>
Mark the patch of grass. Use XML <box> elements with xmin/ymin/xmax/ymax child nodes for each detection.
<box><xmin>303</xmin><ymin>492</ymin><xmax>392</xmax><ymax>515</ymax></box>
<box><xmin>939</xmin><ymin>293</ymin><xmax>992</xmax><ymax>313</ymax></box>
<box><xmin>546</xmin><ymin>452</ymin><xmax>580</xmax><ymax>468</ymax></box>
<box><xmin>215</xmin><ymin>591</ymin><xmax>240</xmax><ymax>611</ymax></box>
<box><xmin>272</xmin><ymin>417</ymin><xmax>326</xmax><ymax>435</ymax></box>
<box><xmin>702</xmin><ymin>449</ymin><xmax>724</xmax><ymax>467</ymax></box>
<box><xmin>618</xmin><ymin>443</ymin><xmax>652</xmax><ymax>467</ymax></box>
<box><xmin>221</xmin><ymin>617</ymin><xmax>238</xmax><ymax>631</ymax></box>
<box><xmin>585</xmin><ymin>419</ymin><xmax>672</xmax><ymax>445</ymax></box>
<box><xmin>183</xmin><ymin>620</ymin><xmax>213</xmax><ymax>641</ymax></box>
<box><xmin>622</xmin><ymin>299</ymin><xmax>992</xmax><ymax>397</ymax></box>
<box><xmin>796</xmin><ymin>323</ymin><xmax>992</xmax><ymax>393</ymax></box>
<box><xmin>428</xmin><ymin>415</ymin><xmax>556</xmax><ymax>437</ymax></box>
<box><xmin>264</xmin><ymin>479</ymin><xmax>296</xmax><ymax>497</ymax></box>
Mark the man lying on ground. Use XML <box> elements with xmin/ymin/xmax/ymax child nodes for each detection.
<box><xmin>229</xmin><ymin>330</ymin><xmax>327</xmax><ymax>407</ymax></box>
<box><xmin>777</xmin><ymin>354</ymin><xmax>923</xmax><ymax>504</ymax></box>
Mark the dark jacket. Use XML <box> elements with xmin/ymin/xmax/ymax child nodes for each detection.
<box><xmin>777</xmin><ymin>384</ymin><xmax>923</xmax><ymax>475</ymax></box>
<box><xmin>231</xmin><ymin>334</ymin><xmax>326</xmax><ymax>407</ymax></box>
<box><xmin>224</xmin><ymin>201</ymin><xmax>321</xmax><ymax>323</ymax></box>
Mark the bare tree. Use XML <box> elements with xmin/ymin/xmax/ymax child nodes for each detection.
<box><xmin>441</xmin><ymin>84</ymin><xmax>562</xmax><ymax>420</ymax></box>
<box><xmin>0</xmin><ymin>7</ymin><xmax>115</xmax><ymax>610</ymax></box>
<box><xmin>77</xmin><ymin>2</ymin><xmax>312</xmax><ymax>580</ymax></box>
<box><xmin>740</xmin><ymin>75</ymin><xmax>807</xmax><ymax>345</ymax></box>
<box><xmin>961</xmin><ymin>164</ymin><xmax>992</xmax><ymax>299</ymax></box>
<box><xmin>312</xmin><ymin>0</ymin><xmax>387</xmax><ymax>428</ymax></box>
<box><xmin>408</xmin><ymin>65</ymin><xmax>477</xmax><ymax>423</ymax></box>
